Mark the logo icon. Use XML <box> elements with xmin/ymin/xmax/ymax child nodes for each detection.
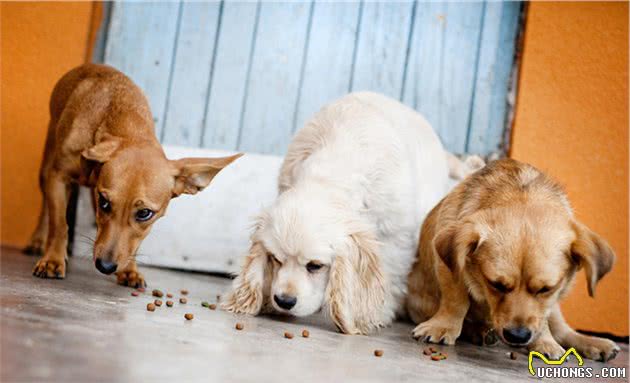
<box><xmin>528</xmin><ymin>347</ymin><xmax>584</xmax><ymax>376</ymax></box>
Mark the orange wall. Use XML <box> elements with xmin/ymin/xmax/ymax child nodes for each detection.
<box><xmin>511</xmin><ymin>2</ymin><xmax>628</xmax><ymax>335</ymax></box>
<box><xmin>1</xmin><ymin>2</ymin><xmax>96</xmax><ymax>246</ymax></box>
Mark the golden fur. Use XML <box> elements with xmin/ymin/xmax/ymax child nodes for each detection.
<box><xmin>406</xmin><ymin>158</ymin><xmax>619</xmax><ymax>361</ymax></box>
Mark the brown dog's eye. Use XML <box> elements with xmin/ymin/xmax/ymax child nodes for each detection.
<box><xmin>135</xmin><ymin>209</ymin><xmax>154</xmax><ymax>222</ymax></box>
<box><xmin>306</xmin><ymin>262</ymin><xmax>323</xmax><ymax>273</ymax></box>
<box><xmin>98</xmin><ymin>193</ymin><xmax>111</xmax><ymax>213</ymax></box>
<box><xmin>489</xmin><ymin>280</ymin><xmax>510</xmax><ymax>293</ymax></box>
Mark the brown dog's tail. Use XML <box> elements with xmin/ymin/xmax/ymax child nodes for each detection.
<box><xmin>446</xmin><ymin>152</ymin><xmax>486</xmax><ymax>181</ymax></box>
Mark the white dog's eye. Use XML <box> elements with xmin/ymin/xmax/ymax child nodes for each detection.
<box><xmin>306</xmin><ymin>262</ymin><xmax>323</xmax><ymax>273</ymax></box>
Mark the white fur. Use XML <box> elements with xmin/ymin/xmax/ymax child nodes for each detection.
<box><xmin>223</xmin><ymin>92</ymin><xmax>451</xmax><ymax>333</ymax></box>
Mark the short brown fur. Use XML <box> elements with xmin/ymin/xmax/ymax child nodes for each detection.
<box><xmin>26</xmin><ymin>64</ymin><xmax>241</xmax><ymax>285</ymax></box>
<box><xmin>406</xmin><ymin>158</ymin><xmax>619</xmax><ymax>362</ymax></box>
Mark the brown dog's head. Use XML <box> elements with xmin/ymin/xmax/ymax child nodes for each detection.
<box><xmin>81</xmin><ymin>135</ymin><xmax>242</xmax><ymax>274</ymax></box>
<box><xmin>435</xmin><ymin>204</ymin><xmax>615</xmax><ymax>347</ymax></box>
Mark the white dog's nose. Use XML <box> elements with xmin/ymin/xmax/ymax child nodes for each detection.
<box><xmin>274</xmin><ymin>294</ymin><xmax>297</xmax><ymax>310</ymax></box>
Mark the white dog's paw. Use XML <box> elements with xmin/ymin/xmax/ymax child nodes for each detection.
<box><xmin>412</xmin><ymin>318</ymin><xmax>461</xmax><ymax>345</ymax></box>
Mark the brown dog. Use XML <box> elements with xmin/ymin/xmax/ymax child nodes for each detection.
<box><xmin>406</xmin><ymin>158</ymin><xmax>619</xmax><ymax>361</ymax></box>
<box><xmin>25</xmin><ymin>64</ymin><xmax>241</xmax><ymax>286</ymax></box>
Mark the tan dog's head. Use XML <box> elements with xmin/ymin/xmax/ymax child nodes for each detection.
<box><xmin>82</xmin><ymin>135</ymin><xmax>241</xmax><ymax>274</ymax></box>
<box><xmin>435</xmin><ymin>204</ymin><xmax>615</xmax><ymax>347</ymax></box>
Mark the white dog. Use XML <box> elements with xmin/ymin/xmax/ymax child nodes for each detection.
<box><xmin>223</xmin><ymin>92</ymin><xmax>468</xmax><ymax>334</ymax></box>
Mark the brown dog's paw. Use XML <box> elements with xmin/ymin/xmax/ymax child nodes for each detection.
<box><xmin>32</xmin><ymin>258</ymin><xmax>66</xmax><ymax>279</ymax></box>
<box><xmin>116</xmin><ymin>270</ymin><xmax>146</xmax><ymax>288</ymax></box>
<box><xmin>412</xmin><ymin>319</ymin><xmax>461</xmax><ymax>345</ymax></box>
<box><xmin>528</xmin><ymin>338</ymin><xmax>566</xmax><ymax>360</ymax></box>
<box><xmin>574</xmin><ymin>337</ymin><xmax>620</xmax><ymax>362</ymax></box>
<box><xmin>23</xmin><ymin>239</ymin><xmax>45</xmax><ymax>256</ymax></box>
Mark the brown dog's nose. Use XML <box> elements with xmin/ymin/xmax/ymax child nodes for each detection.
<box><xmin>503</xmin><ymin>327</ymin><xmax>532</xmax><ymax>345</ymax></box>
<box><xmin>274</xmin><ymin>294</ymin><xmax>297</xmax><ymax>310</ymax></box>
<box><xmin>95</xmin><ymin>258</ymin><xmax>117</xmax><ymax>275</ymax></box>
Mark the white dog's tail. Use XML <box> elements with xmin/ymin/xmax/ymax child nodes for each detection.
<box><xmin>446</xmin><ymin>152</ymin><xmax>486</xmax><ymax>181</ymax></box>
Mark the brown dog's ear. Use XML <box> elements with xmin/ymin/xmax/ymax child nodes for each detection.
<box><xmin>326</xmin><ymin>230</ymin><xmax>385</xmax><ymax>335</ymax></box>
<box><xmin>433</xmin><ymin>222</ymin><xmax>480</xmax><ymax>276</ymax></box>
<box><xmin>171</xmin><ymin>153</ymin><xmax>243</xmax><ymax>197</ymax></box>
<box><xmin>570</xmin><ymin>221</ymin><xmax>616</xmax><ymax>297</ymax></box>
<box><xmin>81</xmin><ymin>135</ymin><xmax>122</xmax><ymax>163</ymax></box>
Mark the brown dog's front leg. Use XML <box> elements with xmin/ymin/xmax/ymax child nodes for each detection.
<box><xmin>33</xmin><ymin>171</ymin><xmax>70</xmax><ymax>279</ymax></box>
<box><xmin>116</xmin><ymin>260</ymin><xmax>146</xmax><ymax>288</ymax></box>
<box><xmin>24</xmin><ymin>195</ymin><xmax>48</xmax><ymax>256</ymax></box>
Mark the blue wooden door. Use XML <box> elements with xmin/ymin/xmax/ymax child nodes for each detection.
<box><xmin>101</xmin><ymin>1</ymin><xmax>522</xmax><ymax>156</ymax></box>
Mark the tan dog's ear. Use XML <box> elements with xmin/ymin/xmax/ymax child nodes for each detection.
<box><xmin>434</xmin><ymin>222</ymin><xmax>480</xmax><ymax>276</ymax></box>
<box><xmin>81</xmin><ymin>135</ymin><xmax>122</xmax><ymax>163</ymax></box>
<box><xmin>171</xmin><ymin>153</ymin><xmax>243</xmax><ymax>197</ymax></box>
<box><xmin>221</xmin><ymin>240</ymin><xmax>273</xmax><ymax>314</ymax></box>
<box><xmin>570</xmin><ymin>221</ymin><xmax>616</xmax><ymax>297</ymax></box>
<box><xmin>326</xmin><ymin>230</ymin><xmax>386</xmax><ymax>335</ymax></box>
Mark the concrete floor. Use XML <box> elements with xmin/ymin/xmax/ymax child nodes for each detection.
<box><xmin>1</xmin><ymin>246</ymin><xmax>627</xmax><ymax>383</ymax></box>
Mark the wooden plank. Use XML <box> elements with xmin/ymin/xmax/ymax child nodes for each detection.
<box><xmin>292</xmin><ymin>1</ymin><xmax>361</xmax><ymax>131</ymax></box>
<box><xmin>238</xmin><ymin>1</ymin><xmax>312</xmax><ymax>155</ymax></box>
<box><xmin>104</xmin><ymin>2</ymin><xmax>181</xmax><ymax>139</ymax></box>
<box><xmin>162</xmin><ymin>2</ymin><xmax>221</xmax><ymax>146</ymax></box>
<box><xmin>202</xmin><ymin>2</ymin><xmax>259</xmax><ymax>150</ymax></box>
<box><xmin>467</xmin><ymin>2</ymin><xmax>521</xmax><ymax>155</ymax></box>
<box><xmin>402</xmin><ymin>2</ymin><xmax>485</xmax><ymax>154</ymax></box>
<box><xmin>350</xmin><ymin>1</ymin><xmax>414</xmax><ymax>100</ymax></box>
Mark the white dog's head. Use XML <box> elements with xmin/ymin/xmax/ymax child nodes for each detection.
<box><xmin>222</xmin><ymin>186</ymin><xmax>386</xmax><ymax>334</ymax></box>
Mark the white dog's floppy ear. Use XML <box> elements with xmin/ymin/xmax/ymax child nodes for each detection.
<box><xmin>171</xmin><ymin>153</ymin><xmax>243</xmax><ymax>197</ymax></box>
<box><xmin>326</xmin><ymin>230</ymin><xmax>386</xmax><ymax>335</ymax></box>
<box><xmin>221</xmin><ymin>240</ymin><xmax>273</xmax><ymax>314</ymax></box>
<box><xmin>570</xmin><ymin>220</ymin><xmax>616</xmax><ymax>297</ymax></box>
<box><xmin>433</xmin><ymin>221</ymin><xmax>480</xmax><ymax>278</ymax></box>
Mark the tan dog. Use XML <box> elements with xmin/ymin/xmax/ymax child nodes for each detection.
<box><xmin>25</xmin><ymin>64</ymin><xmax>241</xmax><ymax>286</ymax></box>
<box><xmin>406</xmin><ymin>158</ymin><xmax>619</xmax><ymax>362</ymax></box>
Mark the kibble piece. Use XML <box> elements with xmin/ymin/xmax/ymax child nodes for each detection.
<box><xmin>131</xmin><ymin>291</ymin><xmax>139</xmax><ymax>297</ymax></box>
<box><xmin>179</xmin><ymin>297</ymin><xmax>187</xmax><ymax>304</ymax></box>
<box><xmin>509</xmin><ymin>352</ymin><xmax>517</xmax><ymax>360</ymax></box>
<box><xmin>235</xmin><ymin>323</ymin><xmax>244</xmax><ymax>330</ymax></box>
<box><xmin>152</xmin><ymin>289</ymin><xmax>164</xmax><ymax>298</ymax></box>
<box><xmin>374</xmin><ymin>350</ymin><xmax>384</xmax><ymax>357</ymax></box>
<box><xmin>423</xmin><ymin>348</ymin><xmax>432</xmax><ymax>356</ymax></box>
<box><xmin>154</xmin><ymin>299</ymin><xmax>162</xmax><ymax>307</ymax></box>
<box><xmin>201</xmin><ymin>301</ymin><xmax>210</xmax><ymax>308</ymax></box>
<box><xmin>429</xmin><ymin>347</ymin><xmax>437</xmax><ymax>353</ymax></box>
<box><xmin>208</xmin><ymin>304</ymin><xmax>217</xmax><ymax>310</ymax></box>
<box><xmin>146</xmin><ymin>303</ymin><xmax>156</xmax><ymax>312</ymax></box>
<box><xmin>216</xmin><ymin>294</ymin><xmax>221</xmax><ymax>301</ymax></box>
<box><xmin>166</xmin><ymin>300</ymin><xmax>174</xmax><ymax>307</ymax></box>
<box><xmin>181</xmin><ymin>289</ymin><xmax>189</xmax><ymax>295</ymax></box>
<box><xmin>137</xmin><ymin>287</ymin><xmax>146</xmax><ymax>293</ymax></box>
<box><xmin>184</xmin><ymin>313</ymin><xmax>194</xmax><ymax>320</ymax></box>
<box><xmin>302</xmin><ymin>330</ymin><xmax>310</xmax><ymax>338</ymax></box>
<box><xmin>284</xmin><ymin>332</ymin><xmax>294</xmax><ymax>339</ymax></box>
<box><xmin>167</xmin><ymin>293</ymin><xmax>173</xmax><ymax>298</ymax></box>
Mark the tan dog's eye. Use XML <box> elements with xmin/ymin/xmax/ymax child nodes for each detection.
<box><xmin>135</xmin><ymin>208</ymin><xmax>154</xmax><ymax>222</ymax></box>
<box><xmin>489</xmin><ymin>280</ymin><xmax>511</xmax><ymax>293</ymax></box>
<box><xmin>536</xmin><ymin>286</ymin><xmax>551</xmax><ymax>295</ymax></box>
<box><xmin>306</xmin><ymin>261</ymin><xmax>323</xmax><ymax>273</ymax></box>
<box><xmin>268</xmin><ymin>253</ymin><xmax>281</xmax><ymax>264</ymax></box>
<box><xmin>98</xmin><ymin>193</ymin><xmax>111</xmax><ymax>213</ymax></box>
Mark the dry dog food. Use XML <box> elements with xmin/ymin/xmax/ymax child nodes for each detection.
<box><xmin>509</xmin><ymin>352</ymin><xmax>517</xmax><ymax>360</ymax></box>
<box><xmin>166</xmin><ymin>300</ymin><xmax>174</xmax><ymax>307</ymax></box>
<box><xmin>154</xmin><ymin>299</ymin><xmax>162</xmax><ymax>307</ymax></box>
<box><xmin>284</xmin><ymin>332</ymin><xmax>294</xmax><ymax>339</ymax></box>
<box><xmin>184</xmin><ymin>313</ymin><xmax>194</xmax><ymax>320</ymax></box>
<box><xmin>216</xmin><ymin>294</ymin><xmax>221</xmax><ymax>301</ymax></box>
<box><xmin>131</xmin><ymin>291</ymin><xmax>139</xmax><ymax>297</ymax></box>
<box><xmin>374</xmin><ymin>350</ymin><xmax>384</xmax><ymax>357</ymax></box>
<box><xmin>430</xmin><ymin>353</ymin><xmax>448</xmax><ymax>361</ymax></box>
<box><xmin>152</xmin><ymin>289</ymin><xmax>164</xmax><ymax>298</ymax></box>
<box><xmin>167</xmin><ymin>293</ymin><xmax>173</xmax><ymax>298</ymax></box>
<box><xmin>137</xmin><ymin>287</ymin><xmax>146</xmax><ymax>293</ymax></box>
<box><xmin>423</xmin><ymin>348</ymin><xmax>432</xmax><ymax>356</ymax></box>
<box><xmin>302</xmin><ymin>330</ymin><xmax>310</xmax><ymax>338</ymax></box>
<box><xmin>235</xmin><ymin>323</ymin><xmax>244</xmax><ymax>330</ymax></box>
<box><xmin>147</xmin><ymin>303</ymin><xmax>156</xmax><ymax>312</ymax></box>
<box><xmin>179</xmin><ymin>297</ymin><xmax>187</xmax><ymax>304</ymax></box>
<box><xmin>208</xmin><ymin>304</ymin><xmax>217</xmax><ymax>310</ymax></box>
<box><xmin>181</xmin><ymin>289</ymin><xmax>189</xmax><ymax>295</ymax></box>
<box><xmin>201</xmin><ymin>301</ymin><xmax>209</xmax><ymax>308</ymax></box>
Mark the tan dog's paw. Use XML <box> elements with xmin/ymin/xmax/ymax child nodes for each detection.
<box><xmin>116</xmin><ymin>270</ymin><xmax>146</xmax><ymax>288</ymax></box>
<box><xmin>412</xmin><ymin>318</ymin><xmax>462</xmax><ymax>345</ymax></box>
<box><xmin>32</xmin><ymin>258</ymin><xmax>66</xmax><ymax>279</ymax></box>
<box><xmin>528</xmin><ymin>338</ymin><xmax>566</xmax><ymax>360</ymax></box>
<box><xmin>23</xmin><ymin>238</ymin><xmax>45</xmax><ymax>256</ymax></box>
<box><xmin>574</xmin><ymin>337</ymin><xmax>620</xmax><ymax>362</ymax></box>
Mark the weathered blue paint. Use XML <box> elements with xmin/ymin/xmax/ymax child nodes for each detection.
<box><xmin>102</xmin><ymin>1</ymin><xmax>521</xmax><ymax>156</ymax></box>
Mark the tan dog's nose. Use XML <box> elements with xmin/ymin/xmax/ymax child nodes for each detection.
<box><xmin>502</xmin><ymin>327</ymin><xmax>532</xmax><ymax>345</ymax></box>
<box><xmin>95</xmin><ymin>258</ymin><xmax>117</xmax><ymax>275</ymax></box>
<box><xmin>274</xmin><ymin>294</ymin><xmax>297</xmax><ymax>310</ymax></box>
